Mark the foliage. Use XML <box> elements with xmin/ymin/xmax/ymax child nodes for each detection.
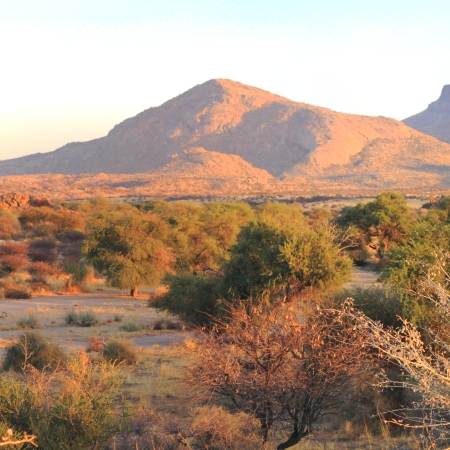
<box><xmin>102</xmin><ymin>339</ymin><xmax>137</xmax><ymax>365</ymax></box>
<box><xmin>335</xmin><ymin>275</ymin><xmax>450</xmax><ymax>447</ymax></box>
<box><xmin>65</xmin><ymin>263</ymin><xmax>89</xmax><ymax>286</ymax></box>
<box><xmin>0</xmin><ymin>243</ymin><xmax>29</xmax><ymax>275</ymax></box>
<box><xmin>337</xmin><ymin>191</ymin><xmax>411</xmax><ymax>256</ymax></box>
<box><xmin>154</xmin><ymin>273</ymin><xmax>222</xmax><ymax>327</ymax></box>
<box><xmin>221</xmin><ymin>217</ymin><xmax>352</xmax><ymax>305</ymax></box>
<box><xmin>189</xmin><ymin>303</ymin><xmax>366</xmax><ymax>449</ymax></box>
<box><xmin>332</xmin><ymin>285</ymin><xmax>404</xmax><ymax>328</ymax></box>
<box><xmin>27</xmin><ymin>239</ymin><xmax>58</xmax><ymax>264</ymax></box>
<box><xmin>64</xmin><ymin>310</ymin><xmax>98</xmax><ymax>327</ymax></box>
<box><xmin>135</xmin><ymin>200</ymin><xmax>254</xmax><ymax>271</ymax></box>
<box><xmin>4</xmin><ymin>288</ymin><xmax>31</xmax><ymax>300</ymax></box>
<box><xmin>15</xmin><ymin>315</ymin><xmax>39</xmax><ymax>330</ymax></box>
<box><xmin>3</xmin><ymin>332</ymin><xmax>66</xmax><ymax>372</ymax></box>
<box><xmin>0</xmin><ymin>213</ymin><xmax>21</xmax><ymax>240</ymax></box>
<box><xmin>18</xmin><ymin>207</ymin><xmax>84</xmax><ymax>237</ymax></box>
<box><xmin>381</xmin><ymin>218</ymin><xmax>450</xmax><ymax>325</ymax></box>
<box><xmin>83</xmin><ymin>210</ymin><xmax>175</xmax><ymax>296</ymax></box>
<box><xmin>152</xmin><ymin>319</ymin><xmax>181</xmax><ymax>330</ymax></box>
<box><xmin>120</xmin><ymin>320</ymin><xmax>141</xmax><ymax>332</ymax></box>
<box><xmin>0</xmin><ymin>353</ymin><xmax>131</xmax><ymax>450</ymax></box>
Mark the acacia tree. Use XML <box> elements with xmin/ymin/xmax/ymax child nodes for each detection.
<box><xmin>337</xmin><ymin>191</ymin><xmax>411</xmax><ymax>256</ymax></box>
<box><xmin>83</xmin><ymin>211</ymin><xmax>174</xmax><ymax>296</ymax></box>
<box><xmin>221</xmin><ymin>218</ymin><xmax>352</xmax><ymax>304</ymax></box>
<box><xmin>189</xmin><ymin>303</ymin><xmax>365</xmax><ymax>449</ymax></box>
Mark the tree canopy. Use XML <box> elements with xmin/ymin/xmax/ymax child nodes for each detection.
<box><xmin>83</xmin><ymin>210</ymin><xmax>175</xmax><ymax>296</ymax></box>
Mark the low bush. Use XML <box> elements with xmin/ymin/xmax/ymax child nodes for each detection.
<box><xmin>120</xmin><ymin>320</ymin><xmax>141</xmax><ymax>332</ymax></box>
<box><xmin>65</xmin><ymin>310</ymin><xmax>98</xmax><ymax>327</ymax></box>
<box><xmin>4</xmin><ymin>287</ymin><xmax>31</xmax><ymax>299</ymax></box>
<box><xmin>113</xmin><ymin>314</ymin><xmax>122</xmax><ymax>322</ymax></box>
<box><xmin>102</xmin><ymin>339</ymin><xmax>137</xmax><ymax>365</ymax></box>
<box><xmin>154</xmin><ymin>273</ymin><xmax>221</xmax><ymax>327</ymax></box>
<box><xmin>0</xmin><ymin>353</ymin><xmax>130</xmax><ymax>449</ymax></box>
<box><xmin>27</xmin><ymin>238</ymin><xmax>58</xmax><ymax>263</ymax></box>
<box><xmin>152</xmin><ymin>319</ymin><xmax>182</xmax><ymax>330</ymax></box>
<box><xmin>15</xmin><ymin>315</ymin><xmax>39</xmax><ymax>329</ymax></box>
<box><xmin>28</xmin><ymin>261</ymin><xmax>59</xmax><ymax>277</ymax></box>
<box><xmin>3</xmin><ymin>332</ymin><xmax>66</xmax><ymax>372</ymax></box>
<box><xmin>30</xmin><ymin>280</ymin><xmax>50</xmax><ymax>294</ymax></box>
<box><xmin>86</xmin><ymin>336</ymin><xmax>105</xmax><ymax>353</ymax></box>
<box><xmin>332</xmin><ymin>285</ymin><xmax>403</xmax><ymax>328</ymax></box>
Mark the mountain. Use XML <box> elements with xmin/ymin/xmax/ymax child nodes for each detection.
<box><xmin>403</xmin><ymin>85</ymin><xmax>450</xmax><ymax>144</ymax></box>
<box><xmin>2</xmin><ymin>79</ymin><xmax>450</xmax><ymax>196</ymax></box>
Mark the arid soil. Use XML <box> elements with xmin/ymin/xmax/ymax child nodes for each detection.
<box><xmin>0</xmin><ymin>293</ymin><xmax>192</xmax><ymax>357</ymax></box>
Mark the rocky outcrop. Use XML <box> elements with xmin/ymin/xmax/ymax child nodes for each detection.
<box><xmin>403</xmin><ymin>85</ymin><xmax>450</xmax><ymax>143</ymax></box>
<box><xmin>0</xmin><ymin>193</ymin><xmax>53</xmax><ymax>211</ymax></box>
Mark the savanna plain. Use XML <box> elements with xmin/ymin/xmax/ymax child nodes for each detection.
<box><xmin>0</xmin><ymin>193</ymin><xmax>449</xmax><ymax>449</ymax></box>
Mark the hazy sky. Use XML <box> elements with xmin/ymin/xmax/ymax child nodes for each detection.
<box><xmin>1</xmin><ymin>0</ymin><xmax>449</xmax><ymax>160</ymax></box>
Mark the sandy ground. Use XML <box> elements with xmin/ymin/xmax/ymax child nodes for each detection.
<box><xmin>0</xmin><ymin>292</ymin><xmax>193</xmax><ymax>357</ymax></box>
<box><xmin>0</xmin><ymin>268</ymin><xmax>378</xmax><ymax>357</ymax></box>
<box><xmin>345</xmin><ymin>267</ymin><xmax>379</xmax><ymax>287</ymax></box>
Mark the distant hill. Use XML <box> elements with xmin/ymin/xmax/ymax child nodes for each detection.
<box><xmin>403</xmin><ymin>85</ymin><xmax>450</xmax><ymax>144</ymax></box>
<box><xmin>2</xmin><ymin>79</ymin><xmax>450</xmax><ymax>197</ymax></box>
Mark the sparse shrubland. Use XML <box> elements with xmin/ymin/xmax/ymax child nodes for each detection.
<box><xmin>3</xmin><ymin>332</ymin><xmax>66</xmax><ymax>372</ymax></box>
<box><xmin>3</xmin><ymin>194</ymin><xmax>450</xmax><ymax>447</ymax></box>
<box><xmin>64</xmin><ymin>309</ymin><xmax>98</xmax><ymax>327</ymax></box>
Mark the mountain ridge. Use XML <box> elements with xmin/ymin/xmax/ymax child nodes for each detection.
<box><xmin>2</xmin><ymin>79</ymin><xmax>450</xmax><ymax>196</ymax></box>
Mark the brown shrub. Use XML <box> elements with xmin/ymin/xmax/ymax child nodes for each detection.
<box><xmin>87</xmin><ymin>336</ymin><xmax>105</xmax><ymax>353</ymax></box>
<box><xmin>0</xmin><ymin>243</ymin><xmax>29</xmax><ymax>274</ymax></box>
<box><xmin>28</xmin><ymin>261</ymin><xmax>60</xmax><ymax>278</ymax></box>
<box><xmin>152</xmin><ymin>320</ymin><xmax>182</xmax><ymax>330</ymax></box>
<box><xmin>28</xmin><ymin>239</ymin><xmax>58</xmax><ymax>263</ymax></box>
<box><xmin>5</xmin><ymin>287</ymin><xmax>31</xmax><ymax>299</ymax></box>
<box><xmin>30</xmin><ymin>281</ymin><xmax>50</xmax><ymax>295</ymax></box>
<box><xmin>0</xmin><ymin>214</ymin><xmax>21</xmax><ymax>240</ymax></box>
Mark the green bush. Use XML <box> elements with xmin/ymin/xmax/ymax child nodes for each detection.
<box><xmin>102</xmin><ymin>339</ymin><xmax>137</xmax><ymax>365</ymax></box>
<box><xmin>0</xmin><ymin>354</ymin><xmax>130</xmax><ymax>450</ymax></box>
<box><xmin>154</xmin><ymin>273</ymin><xmax>221</xmax><ymax>327</ymax></box>
<box><xmin>65</xmin><ymin>310</ymin><xmax>98</xmax><ymax>327</ymax></box>
<box><xmin>15</xmin><ymin>315</ymin><xmax>39</xmax><ymax>329</ymax></box>
<box><xmin>120</xmin><ymin>320</ymin><xmax>141</xmax><ymax>332</ymax></box>
<box><xmin>332</xmin><ymin>285</ymin><xmax>404</xmax><ymax>328</ymax></box>
<box><xmin>152</xmin><ymin>319</ymin><xmax>181</xmax><ymax>330</ymax></box>
<box><xmin>113</xmin><ymin>314</ymin><xmax>122</xmax><ymax>322</ymax></box>
<box><xmin>3</xmin><ymin>332</ymin><xmax>66</xmax><ymax>372</ymax></box>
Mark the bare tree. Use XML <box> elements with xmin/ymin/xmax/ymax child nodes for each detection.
<box><xmin>188</xmin><ymin>302</ymin><xmax>366</xmax><ymax>449</ymax></box>
<box><xmin>333</xmin><ymin>256</ymin><xmax>450</xmax><ymax>448</ymax></box>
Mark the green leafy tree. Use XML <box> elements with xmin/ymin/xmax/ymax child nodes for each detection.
<box><xmin>381</xmin><ymin>217</ymin><xmax>450</xmax><ymax>325</ymax></box>
<box><xmin>83</xmin><ymin>211</ymin><xmax>174</xmax><ymax>296</ymax></box>
<box><xmin>337</xmin><ymin>192</ymin><xmax>411</xmax><ymax>256</ymax></box>
<box><xmin>221</xmin><ymin>211</ymin><xmax>352</xmax><ymax>305</ymax></box>
<box><xmin>154</xmin><ymin>273</ymin><xmax>222</xmax><ymax>327</ymax></box>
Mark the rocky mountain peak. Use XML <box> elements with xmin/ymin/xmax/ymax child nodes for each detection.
<box><xmin>403</xmin><ymin>84</ymin><xmax>450</xmax><ymax>143</ymax></box>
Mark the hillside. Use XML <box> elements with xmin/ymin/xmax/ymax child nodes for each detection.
<box><xmin>2</xmin><ymin>79</ymin><xmax>450</xmax><ymax>197</ymax></box>
<box><xmin>403</xmin><ymin>85</ymin><xmax>450</xmax><ymax>144</ymax></box>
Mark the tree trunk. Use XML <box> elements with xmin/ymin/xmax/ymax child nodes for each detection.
<box><xmin>130</xmin><ymin>287</ymin><xmax>138</xmax><ymax>297</ymax></box>
<box><xmin>276</xmin><ymin>427</ymin><xmax>308</xmax><ymax>449</ymax></box>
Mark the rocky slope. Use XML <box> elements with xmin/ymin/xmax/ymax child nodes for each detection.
<box><xmin>2</xmin><ymin>79</ymin><xmax>450</xmax><ymax>197</ymax></box>
<box><xmin>403</xmin><ymin>85</ymin><xmax>450</xmax><ymax>144</ymax></box>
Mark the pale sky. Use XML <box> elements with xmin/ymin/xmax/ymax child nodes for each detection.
<box><xmin>1</xmin><ymin>0</ymin><xmax>449</xmax><ymax>160</ymax></box>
